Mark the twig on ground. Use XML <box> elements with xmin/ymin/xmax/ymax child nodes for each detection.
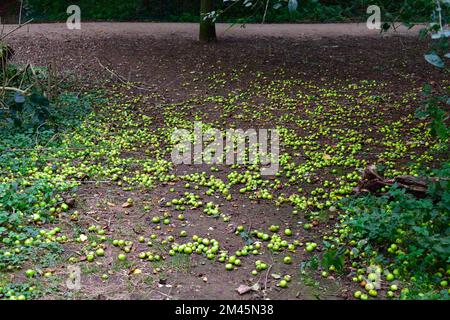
<box><xmin>150</xmin><ymin>289</ymin><xmax>173</xmax><ymax>300</ymax></box>
<box><xmin>95</xmin><ymin>57</ymin><xmax>153</xmax><ymax>92</ymax></box>
<box><xmin>83</xmin><ymin>215</ymin><xmax>100</xmax><ymax>225</ymax></box>
<box><xmin>264</xmin><ymin>264</ymin><xmax>273</xmax><ymax>294</ymax></box>
<box><xmin>0</xmin><ymin>19</ymin><xmax>33</xmax><ymax>41</ymax></box>
<box><xmin>1</xmin><ymin>86</ymin><xmax>30</xmax><ymax>94</ymax></box>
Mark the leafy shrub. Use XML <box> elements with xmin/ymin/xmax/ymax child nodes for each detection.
<box><xmin>23</xmin><ymin>0</ymin><xmax>439</xmax><ymax>23</ymax></box>
<box><xmin>416</xmin><ymin>84</ymin><xmax>450</xmax><ymax>141</ymax></box>
<box><xmin>0</xmin><ymin>51</ymin><xmax>91</xmax><ymax>297</ymax></box>
<box><xmin>341</xmin><ymin>162</ymin><xmax>450</xmax><ymax>274</ymax></box>
<box><xmin>0</xmin><ymin>180</ymin><xmax>68</xmax><ymax>271</ymax></box>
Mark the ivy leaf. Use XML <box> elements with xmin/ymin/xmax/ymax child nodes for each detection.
<box><xmin>320</xmin><ymin>247</ymin><xmax>346</xmax><ymax>272</ymax></box>
<box><xmin>422</xmin><ymin>83</ymin><xmax>432</xmax><ymax>95</ymax></box>
<box><xmin>419</xmin><ymin>28</ymin><xmax>428</xmax><ymax>40</ymax></box>
<box><xmin>425</xmin><ymin>53</ymin><xmax>445</xmax><ymax>68</ymax></box>
<box><xmin>238</xmin><ymin>231</ymin><xmax>253</xmax><ymax>245</ymax></box>
<box><xmin>288</xmin><ymin>0</ymin><xmax>298</xmax><ymax>13</ymax></box>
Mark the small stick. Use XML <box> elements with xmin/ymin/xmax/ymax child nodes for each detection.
<box><xmin>19</xmin><ymin>0</ymin><xmax>24</xmax><ymax>25</ymax></box>
<box><xmin>96</xmin><ymin>57</ymin><xmax>153</xmax><ymax>92</ymax></box>
<box><xmin>150</xmin><ymin>289</ymin><xmax>172</xmax><ymax>300</ymax></box>
<box><xmin>0</xmin><ymin>18</ymin><xmax>33</xmax><ymax>41</ymax></box>
<box><xmin>262</xmin><ymin>0</ymin><xmax>270</xmax><ymax>24</ymax></box>
<box><xmin>264</xmin><ymin>264</ymin><xmax>273</xmax><ymax>294</ymax></box>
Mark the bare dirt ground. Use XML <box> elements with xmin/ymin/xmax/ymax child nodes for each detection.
<box><xmin>2</xmin><ymin>23</ymin><xmax>445</xmax><ymax>300</ymax></box>
<box><xmin>6</xmin><ymin>22</ymin><xmax>420</xmax><ymax>40</ymax></box>
<box><xmin>6</xmin><ymin>22</ymin><xmax>433</xmax><ymax>103</ymax></box>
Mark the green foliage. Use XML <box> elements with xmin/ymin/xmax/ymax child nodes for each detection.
<box><xmin>2</xmin><ymin>92</ymin><xmax>50</xmax><ymax>128</ymax></box>
<box><xmin>0</xmin><ymin>180</ymin><xmax>67</xmax><ymax>269</ymax></box>
<box><xmin>0</xmin><ymin>88</ymin><xmax>87</xmax><ymax>272</ymax></box>
<box><xmin>25</xmin><ymin>0</ymin><xmax>145</xmax><ymax>21</ymax></box>
<box><xmin>342</xmin><ymin>162</ymin><xmax>450</xmax><ymax>275</ymax></box>
<box><xmin>416</xmin><ymin>84</ymin><xmax>449</xmax><ymax>140</ymax></box>
<box><xmin>0</xmin><ymin>52</ymin><xmax>92</xmax><ymax>298</ymax></box>
<box><xmin>23</xmin><ymin>0</ymin><xmax>443</xmax><ymax>23</ymax></box>
<box><xmin>320</xmin><ymin>246</ymin><xmax>345</xmax><ymax>273</ymax></box>
<box><xmin>0</xmin><ymin>281</ymin><xmax>39</xmax><ymax>300</ymax></box>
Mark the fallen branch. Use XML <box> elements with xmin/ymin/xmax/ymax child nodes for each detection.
<box><xmin>1</xmin><ymin>86</ymin><xmax>29</xmax><ymax>94</ymax></box>
<box><xmin>95</xmin><ymin>57</ymin><xmax>153</xmax><ymax>92</ymax></box>
<box><xmin>0</xmin><ymin>19</ymin><xmax>33</xmax><ymax>41</ymax></box>
<box><xmin>353</xmin><ymin>164</ymin><xmax>447</xmax><ymax>197</ymax></box>
<box><xmin>263</xmin><ymin>264</ymin><xmax>273</xmax><ymax>295</ymax></box>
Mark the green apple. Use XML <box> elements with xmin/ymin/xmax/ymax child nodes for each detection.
<box><xmin>152</xmin><ymin>216</ymin><xmax>160</xmax><ymax>223</ymax></box>
<box><xmin>138</xmin><ymin>252</ymin><xmax>147</xmax><ymax>259</ymax></box>
<box><xmin>25</xmin><ymin>269</ymin><xmax>36</xmax><ymax>278</ymax></box>
<box><xmin>183</xmin><ymin>247</ymin><xmax>193</xmax><ymax>254</ymax></box>
<box><xmin>283</xmin><ymin>256</ymin><xmax>292</xmax><ymax>264</ymax></box>
<box><xmin>269</xmin><ymin>225</ymin><xmax>279</xmax><ymax>232</ymax></box>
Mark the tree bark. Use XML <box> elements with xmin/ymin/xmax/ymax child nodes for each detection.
<box><xmin>199</xmin><ymin>0</ymin><xmax>216</xmax><ymax>42</ymax></box>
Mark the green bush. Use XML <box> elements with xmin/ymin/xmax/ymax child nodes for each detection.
<box><xmin>0</xmin><ymin>57</ymin><xmax>91</xmax><ymax>287</ymax></box>
<box><xmin>23</xmin><ymin>0</ymin><xmax>437</xmax><ymax>23</ymax></box>
<box><xmin>340</xmin><ymin>162</ymin><xmax>450</xmax><ymax>294</ymax></box>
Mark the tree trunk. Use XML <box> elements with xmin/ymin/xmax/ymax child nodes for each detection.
<box><xmin>199</xmin><ymin>0</ymin><xmax>216</xmax><ymax>42</ymax></box>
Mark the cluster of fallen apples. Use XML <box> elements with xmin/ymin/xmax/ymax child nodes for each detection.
<box><xmin>1</xmin><ymin>68</ymin><xmax>448</xmax><ymax>300</ymax></box>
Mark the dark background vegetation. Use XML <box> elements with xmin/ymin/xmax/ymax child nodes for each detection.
<box><xmin>0</xmin><ymin>0</ymin><xmax>436</xmax><ymax>24</ymax></box>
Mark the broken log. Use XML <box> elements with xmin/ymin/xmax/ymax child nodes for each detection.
<box><xmin>353</xmin><ymin>164</ymin><xmax>443</xmax><ymax>197</ymax></box>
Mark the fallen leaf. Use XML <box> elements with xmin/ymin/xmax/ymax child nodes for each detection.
<box><xmin>122</xmin><ymin>202</ymin><xmax>133</xmax><ymax>208</ymax></box>
<box><xmin>236</xmin><ymin>283</ymin><xmax>260</xmax><ymax>295</ymax></box>
<box><xmin>236</xmin><ymin>284</ymin><xmax>253</xmax><ymax>295</ymax></box>
<box><xmin>251</xmin><ymin>283</ymin><xmax>260</xmax><ymax>291</ymax></box>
